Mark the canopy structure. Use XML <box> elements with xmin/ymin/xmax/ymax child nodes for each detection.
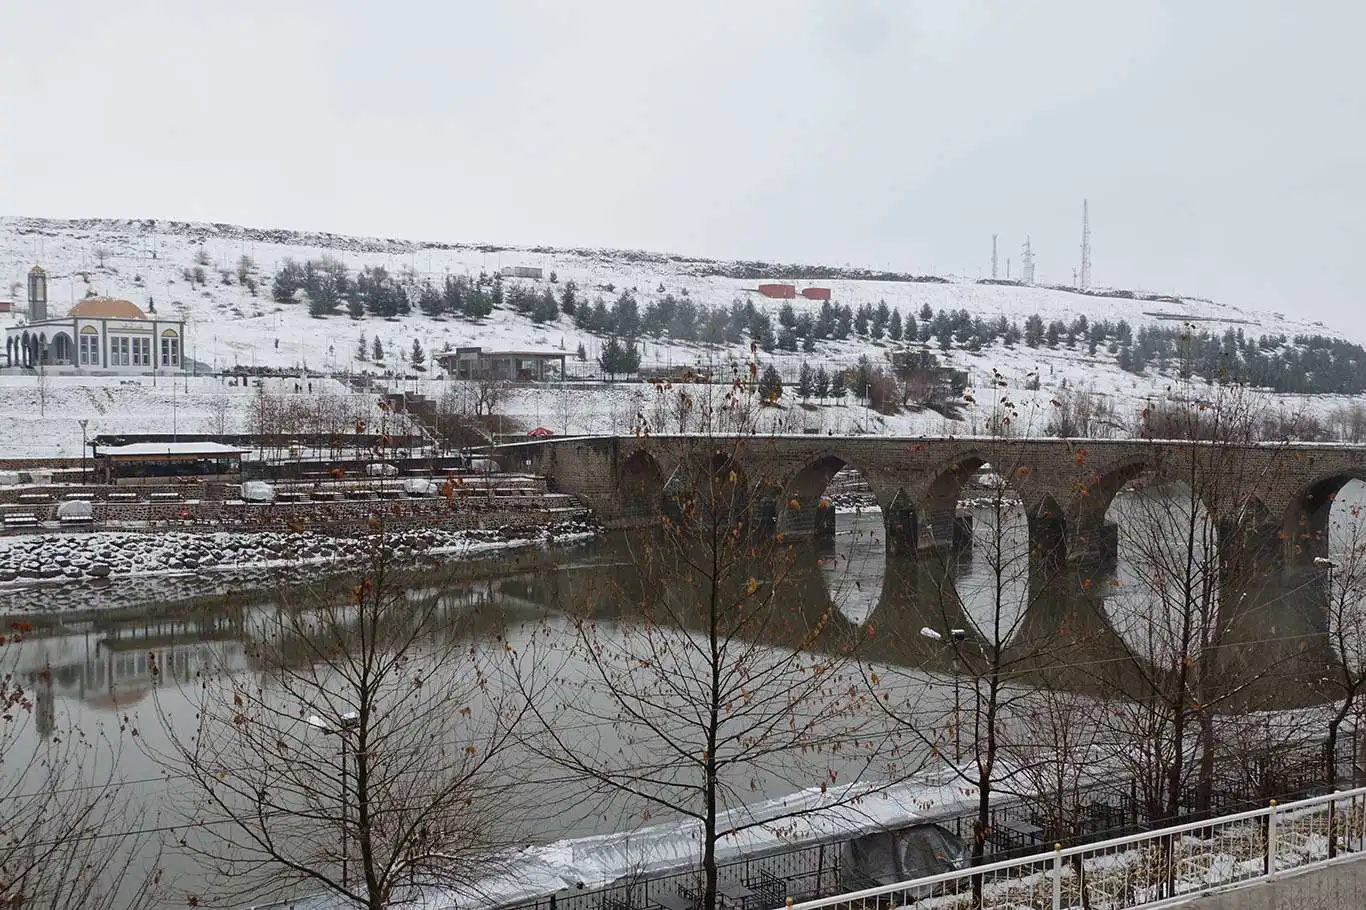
<box><xmin>92</xmin><ymin>441</ymin><xmax>250</xmax><ymax>485</ymax></box>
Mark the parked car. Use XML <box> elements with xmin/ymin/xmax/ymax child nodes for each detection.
<box><xmin>364</xmin><ymin>463</ymin><xmax>399</xmax><ymax>478</ymax></box>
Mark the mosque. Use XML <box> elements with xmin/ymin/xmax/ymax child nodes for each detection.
<box><xmin>3</xmin><ymin>265</ymin><xmax>186</xmax><ymax>372</ymax></box>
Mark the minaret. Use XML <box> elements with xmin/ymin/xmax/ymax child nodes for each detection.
<box><xmin>27</xmin><ymin>265</ymin><xmax>48</xmax><ymax>322</ymax></box>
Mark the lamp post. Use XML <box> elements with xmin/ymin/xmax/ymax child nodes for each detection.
<box><xmin>308</xmin><ymin>710</ymin><xmax>361</xmax><ymax>887</ymax></box>
<box><xmin>920</xmin><ymin>626</ymin><xmax>967</xmax><ymax>763</ymax></box>
<box><xmin>78</xmin><ymin>419</ymin><xmax>89</xmax><ymax>484</ymax></box>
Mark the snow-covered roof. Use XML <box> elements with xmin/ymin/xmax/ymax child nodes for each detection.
<box><xmin>94</xmin><ymin>442</ymin><xmax>249</xmax><ymax>458</ymax></box>
<box><xmin>440</xmin><ymin>348</ymin><xmax>568</xmax><ymax>359</ymax></box>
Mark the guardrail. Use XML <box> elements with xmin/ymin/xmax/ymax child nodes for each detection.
<box><xmin>784</xmin><ymin>785</ymin><xmax>1366</xmax><ymax>910</ymax></box>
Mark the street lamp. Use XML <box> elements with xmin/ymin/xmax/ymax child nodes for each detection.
<box><xmin>920</xmin><ymin>627</ymin><xmax>967</xmax><ymax>763</ymax></box>
<box><xmin>78</xmin><ymin>419</ymin><xmax>89</xmax><ymax>484</ymax></box>
<box><xmin>308</xmin><ymin>710</ymin><xmax>361</xmax><ymax>887</ymax></box>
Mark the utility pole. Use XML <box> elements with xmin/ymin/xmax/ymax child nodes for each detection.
<box><xmin>1080</xmin><ymin>198</ymin><xmax>1092</xmax><ymax>289</ymax></box>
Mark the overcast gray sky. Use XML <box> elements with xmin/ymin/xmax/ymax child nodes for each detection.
<box><xmin>3</xmin><ymin>1</ymin><xmax>1363</xmax><ymax>335</ymax></box>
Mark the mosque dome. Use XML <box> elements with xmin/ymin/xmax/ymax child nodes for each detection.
<box><xmin>68</xmin><ymin>297</ymin><xmax>147</xmax><ymax>320</ymax></box>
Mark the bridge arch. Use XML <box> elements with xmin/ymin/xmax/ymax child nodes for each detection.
<box><xmin>775</xmin><ymin>453</ymin><xmax>885</xmax><ymax>537</ymax></box>
<box><xmin>663</xmin><ymin>450</ymin><xmax>755</xmax><ymax>529</ymax></box>
<box><xmin>1283</xmin><ymin>470</ymin><xmax>1366</xmax><ymax>566</ymax></box>
<box><xmin>618</xmin><ymin>449</ymin><xmax>665</xmax><ymax>520</ymax></box>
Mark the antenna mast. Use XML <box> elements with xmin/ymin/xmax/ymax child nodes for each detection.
<box><xmin>991</xmin><ymin>234</ymin><xmax>998</xmax><ymax>280</ymax></box>
<box><xmin>1079</xmin><ymin>198</ymin><xmax>1092</xmax><ymax>289</ymax></box>
<box><xmin>1021</xmin><ymin>236</ymin><xmax>1035</xmax><ymax>285</ymax></box>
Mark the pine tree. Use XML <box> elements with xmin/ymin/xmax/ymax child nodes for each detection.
<box><xmin>888</xmin><ymin>309</ymin><xmax>903</xmax><ymax>342</ymax></box>
<box><xmin>1024</xmin><ymin>313</ymin><xmax>1045</xmax><ymax>347</ymax></box>
<box><xmin>759</xmin><ymin>364</ymin><xmax>783</xmax><ymax>402</ymax></box>
<box><xmin>797</xmin><ymin>362</ymin><xmax>815</xmax><ymax>401</ymax></box>
<box><xmin>442</xmin><ymin>277</ymin><xmax>465</xmax><ymax>317</ymax></box>
<box><xmin>357</xmin><ymin>332</ymin><xmax>368</xmax><ymax>362</ymax></box>
<box><xmin>418</xmin><ymin>284</ymin><xmax>444</xmax><ymax>319</ymax></box>
<box><xmin>830</xmin><ymin>369</ymin><xmax>847</xmax><ymax>404</ymax></box>
<box><xmin>872</xmin><ymin>300</ymin><xmax>890</xmax><ymax>337</ymax></box>
<box><xmin>465</xmin><ymin>287</ymin><xmax>492</xmax><ymax>319</ymax></box>
<box><xmin>561</xmin><ymin>281</ymin><xmax>577</xmax><ymax>316</ymax></box>
<box><xmin>599</xmin><ymin>337</ymin><xmax>626</xmax><ymax>377</ymax></box>
<box><xmin>411</xmin><ymin>339</ymin><xmax>425</xmax><ymax>368</ymax></box>
<box><xmin>531</xmin><ymin>289</ymin><xmax>559</xmax><ymax>324</ymax></box>
<box><xmin>271</xmin><ymin>259</ymin><xmax>305</xmax><ymax>303</ymax></box>
<box><xmin>854</xmin><ymin>305</ymin><xmax>870</xmax><ymax>336</ymax></box>
<box><xmin>373</xmin><ymin>336</ymin><xmax>385</xmax><ymax>362</ymax></box>
<box><xmin>346</xmin><ymin>287</ymin><xmax>365</xmax><ymax>320</ymax></box>
<box><xmin>576</xmin><ymin>342</ymin><xmax>587</xmax><ymax>361</ymax></box>
<box><xmin>814</xmin><ymin>366</ymin><xmax>831</xmax><ymax>401</ymax></box>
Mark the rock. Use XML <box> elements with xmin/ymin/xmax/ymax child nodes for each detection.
<box><xmin>87</xmin><ymin>564</ymin><xmax>112</xmax><ymax>578</ymax></box>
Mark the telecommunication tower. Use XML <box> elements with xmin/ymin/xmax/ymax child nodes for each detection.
<box><xmin>1079</xmin><ymin>199</ymin><xmax>1092</xmax><ymax>289</ymax></box>
<box><xmin>1020</xmin><ymin>236</ymin><xmax>1035</xmax><ymax>285</ymax></box>
<box><xmin>991</xmin><ymin>234</ymin><xmax>999</xmax><ymax>280</ymax></box>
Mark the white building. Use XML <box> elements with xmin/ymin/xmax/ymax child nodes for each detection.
<box><xmin>4</xmin><ymin>266</ymin><xmax>186</xmax><ymax>373</ymax></box>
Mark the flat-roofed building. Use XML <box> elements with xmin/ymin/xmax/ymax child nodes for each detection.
<box><xmin>434</xmin><ymin>346</ymin><xmax>566</xmax><ymax>382</ymax></box>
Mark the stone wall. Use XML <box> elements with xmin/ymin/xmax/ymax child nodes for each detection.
<box><xmin>0</xmin><ymin>494</ymin><xmax>588</xmax><ymax>537</ymax></box>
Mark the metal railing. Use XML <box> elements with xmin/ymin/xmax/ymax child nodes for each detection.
<box><xmin>782</xmin><ymin>785</ymin><xmax>1366</xmax><ymax>910</ymax></box>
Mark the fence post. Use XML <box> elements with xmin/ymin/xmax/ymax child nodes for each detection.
<box><xmin>1329</xmin><ymin>795</ymin><xmax>1338</xmax><ymax>860</ymax></box>
<box><xmin>1052</xmin><ymin>843</ymin><xmax>1064</xmax><ymax>910</ymax></box>
<box><xmin>1266</xmin><ymin>799</ymin><xmax>1279</xmax><ymax>879</ymax></box>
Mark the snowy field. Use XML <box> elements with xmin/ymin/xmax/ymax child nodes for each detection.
<box><xmin>1</xmin><ymin>216</ymin><xmax>1360</xmax><ymax>456</ymax></box>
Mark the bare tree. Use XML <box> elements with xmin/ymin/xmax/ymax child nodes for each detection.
<box><xmin>868</xmin><ymin>376</ymin><xmax>1087</xmax><ymax>900</ymax></box>
<box><xmin>1</xmin><ymin>632</ymin><xmax>162</xmax><ymax>908</ymax></box>
<box><xmin>510</xmin><ymin>377</ymin><xmax>911</xmax><ymax>910</ymax></box>
<box><xmin>206</xmin><ymin>389</ymin><xmax>233</xmax><ymax>435</ymax></box>
<box><xmin>150</xmin><ymin>532</ymin><xmax>532</xmax><ymax>909</ymax></box>
<box><xmin>1101</xmin><ymin>385</ymin><xmax>1298</xmax><ymax>823</ymax></box>
<box><xmin>1317</xmin><ymin>504</ymin><xmax>1366</xmax><ymax>784</ymax></box>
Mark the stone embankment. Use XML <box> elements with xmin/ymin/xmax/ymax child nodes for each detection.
<box><xmin>0</xmin><ymin>520</ymin><xmax>599</xmax><ymax>590</ymax></box>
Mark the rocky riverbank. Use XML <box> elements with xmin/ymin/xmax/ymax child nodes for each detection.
<box><xmin>0</xmin><ymin>520</ymin><xmax>600</xmax><ymax>604</ymax></box>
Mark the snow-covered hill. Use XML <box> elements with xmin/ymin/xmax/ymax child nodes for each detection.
<box><xmin>0</xmin><ymin>216</ymin><xmax>1358</xmax><ymax>456</ymax></box>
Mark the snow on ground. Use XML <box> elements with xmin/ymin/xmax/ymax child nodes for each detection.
<box><xmin>1</xmin><ymin>216</ymin><xmax>1361</xmax><ymax>456</ymax></box>
<box><xmin>0</xmin><ymin>374</ymin><xmax>372</xmax><ymax>458</ymax></box>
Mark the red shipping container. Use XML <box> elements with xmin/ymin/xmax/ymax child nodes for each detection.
<box><xmin>800</xmin><ymin>287</ymin><xmax>831</xmax><ymax>301</ymax></box>
<box><xmin>757</xmin><ymin>283</ymin><xmax>797</xmax><ymax>299</ymax></box>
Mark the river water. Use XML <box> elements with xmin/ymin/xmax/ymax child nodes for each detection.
<box><xmin>4</xmin><ymin>482</ymin><xmax>1364</xmax><ymax>907</ymax></box>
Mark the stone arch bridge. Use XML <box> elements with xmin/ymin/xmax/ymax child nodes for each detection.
<box><xmin>499</xmin><ymin>434</ymin><xmax>1366</xmax><ymax>568</ymax></box>
<box><xmin>499</xmin><ymin>434</ymin><xmax>1366</xmax><ymax>676</ymax></box>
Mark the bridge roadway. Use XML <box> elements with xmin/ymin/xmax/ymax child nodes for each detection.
<box><xmin>496</xmin><ymin>434</ymin><xmax>1366</xmax><ymax>682</ymax></box>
